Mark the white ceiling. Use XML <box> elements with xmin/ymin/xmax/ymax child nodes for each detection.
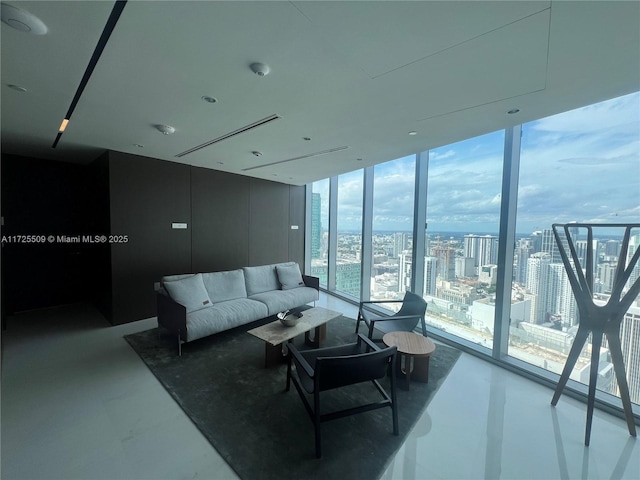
<box><xmin>1</xmin><ymin>1</ymin><xmax>639</xmax><ymax>186</ymax></box>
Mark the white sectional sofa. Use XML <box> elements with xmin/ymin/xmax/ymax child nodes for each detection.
<box><xmin>156</xmin><ymin>262</ymin><xmax>319</xmax><ymax>354</ymax></box>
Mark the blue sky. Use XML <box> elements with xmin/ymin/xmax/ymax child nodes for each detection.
<box><xmin>315</xmin><ymin>91</ymin><xmax>640</xmax><ymax>235</ymax></box>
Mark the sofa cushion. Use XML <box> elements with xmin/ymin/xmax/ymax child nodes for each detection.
<box><xmin>202</xmin><ymin>269</ymin><xmax>247</xmax><ymax>303</ymax></box>
<box><xmin>244</xmin><ymin>263</ymin><xmax>294</xmax><ymax>296</ymax></box>
<box><xmin>276</xmin><ymin>263</ymin><xmax>305</xmax><ymax>290</ymax></box>
<box><xmin>162</xmin><ymin>273</ymin><xmax>193</xmax><ymax>283</ymax></box>
<box><xmin>249</xmin><ymin>286</ymin><xmax>319</xmax><ymax>316</ymax></box>
<box><xmin>163</xmin><ymin>273</ymin><xmax>212</xmax><ymax>313</ymax></box>
<box><xmin>186</xmin><ymin>298</ymin><xmax>269</xmax><ymax>342</ymax></box>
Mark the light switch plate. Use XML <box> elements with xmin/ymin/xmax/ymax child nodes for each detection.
<box><xmin>172</xmin><ymin>223</ymin><xmax>188</xmax><ymax>229</ymax></box>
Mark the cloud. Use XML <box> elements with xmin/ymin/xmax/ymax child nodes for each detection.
<box><xmin>530</xmin><ymin>92</ymin><xmax>640</xmax><ymax>135</ymax></box>
<box><xmin>429</xmin><ymin>149</ymin><xmax>456</xmax><ymax>161</ymax></box>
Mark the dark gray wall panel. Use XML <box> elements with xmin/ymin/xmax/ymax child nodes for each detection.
<box><xmin>109</xmin><ymin>152</ymin><xmax>191</xmax><ymax>325</ymax></box>
<box><xmin>191</xmin><ymin>167</ymin><xmax>250</xmax><ymax>272</ymax></box>
<box><xmin>2</xmin><ymin>151</ymin><xmax>307</xmax><ymax>325</ymax></box>
<box><xmin>288</xmin><ymin>185</ymin><xmax>305</xmax><ymax>267</ymax></box>
<box><xmin>249</xmin><ymin>178</ymin><xmax>289</xmax><ymax>266</ymax></box>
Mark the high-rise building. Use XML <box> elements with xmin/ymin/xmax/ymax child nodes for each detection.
<box><xmin>575</xmin><ymin>239</ymin><xmax>599</xmax><ymax>280</ymax></box>
<box><xmin>311</xmin><ymin>193</ymin><xmax>322</xmax><ymax>259</ymax></box>
<box><xmin>526</xmin><ymin>252</ymin><xmax>551</xmax><ymax>324</ymax></box>
<box><xmin>541</xmin><ymin>229</ymin><xmax>563</xmax><ymax>264</ymax></box>
<box><xmin>605</xmin><ymin>239</ymin><xmax>621</xmax><ymax>257</ymax></box>
<box><xmin>394</xmin><ymin>232</ymin><xmax>409</xmax><ymax>258</ymax></box>
<box><xmin>423</xmin><ymin>256</ymin><xmax>438</xmax><ymax>296</ymax></box>
<box><xmin>530</xmin><ymin>230</ymin><xmax>543</xmax><ymax>254</ymax></box>
<box><xmin>600</xmin><ymin>298</ymin><xmax>640</xmax><ymax>405</ymax></box>
<box><xmin>515</xmin><ymin>238</ymin><xmax>533</xmax><ymax>284</ymax></box>
<box><xmin>434</xmin><ymin>245</ymin><xmax>456</xmax><ymax>281</ymax></box>
<box><xmin>547</xmin><ymin>263</ymin><xmax>578</xmax><ymax>327</ymax></box>
<box><xmin>455</xmin><ymin>256</ymin><xmax>475</xmax><ymax>278</ymax></box>
<box><xmin>597</xmin><ymin>262</ymin><xmax>618</xmax><ymax>294</ymax></box>
<box><xmin>618</xmin><ymin>303</ymin><xmax>640</xmax><ymax>404</ymax></box>
<box><xmin>627</xmin><ymin>233</ymin><xmax>640</xmax><ymax>291</ymax></box>
<box><xmin>335</xmin><ymin>261</ymin><xmax>361</xmax><ymax>297</ymax></box>
<box><xmin>464</xmin><ymin>234</ymin><xmax>498</xmax><ymax>268</ymax></box>
<box><xmin>398</xmin><ymin>250</ymin><xmax>412</xmax><ymax>293</ymax></box>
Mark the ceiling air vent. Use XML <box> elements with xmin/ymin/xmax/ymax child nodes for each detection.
<box><xmin>176</xmin><ymin>114</ymin><xmax>281</xmax><ymax>158</ymax></box>
<box><xmin>242</xmin><ymin>146</ymin><xmax>349</xmax><ymax>171</ymax></box>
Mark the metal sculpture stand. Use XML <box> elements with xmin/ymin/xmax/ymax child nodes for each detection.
<box><xmin>551</xmin><ymin>223</ymin><xmax>639</xmax><ymax>446</ymax></box>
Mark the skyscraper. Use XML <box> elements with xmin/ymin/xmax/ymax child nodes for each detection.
<box><xmin>547</xmin><ymin>263</ymin><xmax>578</xmax><ymax>327</ymax></box>
<box><xmin>398</xmin><ymin>250</ymin><xmax>412</xmax><ymax>293</ymax></box>
<box><xmin>424</xmin><ymin>256</ymin><xmax>438</xmax><ymax>296</ymax></box>
<box><xmin>394</xmin><ymin>232</ymin><xmax>409</xmax><ymax>258</ymax></box>
<box><xmin>575</xmin><ymin>239</ymin><xmax>599</xmax><ymax>280</ymax></box>
<box><xmin>515</xmin><ymin>238</ymin><xmax>533</xmax><ymax>284</ymax></box>
<box><xmin>434</xmin><ymin>245</ymin><xmax>456</xmax><ymax>281</ymax></box>
<box><xmin>311</xmin><ymin>193</ymin><xmax>321</xmax><ymax>259</ymax></box>
<box><xmin>605</xmin><ymin>239</ymin><xmax>621</xmax><ymax>257</ymax></box>
<box><xmin>464</xmin><ymin>234</ymin><xmax>498</xmax><ymax>268</ymax></box>
<box><xmin>541</xmin><ymin>229</ymin><xmax>562</xmax><ymax>264</ymax></box>
<box><xmin>526</xmin><ymin>252</ymin><xmax>551</xmax><ymax>324</ymax></box>
<box><xmin>618</xmin><ymin>303</ymin><xmax>640</xmax><ymax>404</ymax></box>
<box><xmin>627</xmin><ymin>233</ymin><xmax>640</xmax><ymax>291</ymax></box>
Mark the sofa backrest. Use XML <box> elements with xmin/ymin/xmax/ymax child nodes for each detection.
<box><xmin>243</xmin><ymin>262</ymin><xmax>295</xmax><ymax>296</ymax></box>
<box><xmin>161</xmin><ymin>273</ymin><xmax>193</xmax><ymax>284</ymax></box>
<box><xmin>201</xmin><ymin>269</ymin><xmax>247</xmax><ymax>303</ymax></box>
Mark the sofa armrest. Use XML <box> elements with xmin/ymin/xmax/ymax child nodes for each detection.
<box><xmin>157</xmin><ymin>291</ymin><xmax>187</xmax><ymax>341</ymax></box>
<box><xmin>302</xmin><ymin>274</ymin><xmax>320</xmax><ymax>291</ymax></box>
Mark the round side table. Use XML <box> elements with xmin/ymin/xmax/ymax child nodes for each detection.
<box><xmin>383</xmin><ymin>331</ymin><xmax>436</xmax><ymax>390</ymax></box>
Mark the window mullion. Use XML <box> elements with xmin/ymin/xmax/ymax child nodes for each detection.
<box><xmin>494</xmin><ymin>125</ymin><xmax>521</xmax><ymax>359</ymax></box>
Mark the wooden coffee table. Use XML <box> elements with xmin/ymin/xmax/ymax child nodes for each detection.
<box><xmin>248</xmin><ymin>306</ymin><xmax>342</xmax><ymax>367</ymax></box>
<box><xmin>383</xmin><ymin>331</ymin><xmax>436</xmax><ymax>390</ymax></box>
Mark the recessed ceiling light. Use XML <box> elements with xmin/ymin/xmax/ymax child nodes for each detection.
<box><xmin>356</xmin><ymin>158</ymin><xmax>363</xmax><ymax>162</ymax></box>
<box><xmin>303</xmin><ymin>137</ymin><xmax>311</xmax><ymax>141</ymax></box>
<box><xmin>217</xmin><ymin>161</ymin><xmax>224</xmax><ymax>165</ymax></box>
<box><xmin>155</xmin><ymin>124</ymin><xmax>175</xmax><ymax>135</ymax></box>
<box><xmin>134</xmin><ymin>144</ymin><xmax>144</xmax><ymax>148</ymax></box>
<box><xmin>7</xmin><ymin>83</ymin><xmax>27</xmax><ymax>92</ymax></box>
<box><xmin>250</xmin><ymin>62</ymin><xmax>270</xmax><ymax>76</ymax></box>
<box><xmin>202</xmin><ymin>96</ymin><xmax>217</xmax><ymax>103</ymax></box>
<box><xmin>252</xmin><ymin>151</ymin><xmax>263</xmax><ymax>157</ymax></box>
<box><xmin>408</xmin><ymin>131</ymin><xmax>417</xmax><ymax>136</ymax></box>
<box><xmin>507</xmin><ymin>108</ymin><xmax>520</xmax><ymax>114</ymax></box>
<box><xmin>1</xmin><ymin>3</ymin><xmax>48</xmax><ymax>35</ymax></box>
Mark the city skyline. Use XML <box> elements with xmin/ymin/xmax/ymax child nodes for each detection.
<box><xmin>309</xmin><ymin>89</ymin><xmax>640</xmax><ymax>415</ymax></box>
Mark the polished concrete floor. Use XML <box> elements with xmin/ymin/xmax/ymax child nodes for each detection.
<box><xmin>2</xmin><ymin>294</ymin><xmax>639</xmax><ymax>480</ymax></box>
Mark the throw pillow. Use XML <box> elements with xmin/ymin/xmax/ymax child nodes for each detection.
<box><xmin>163</xmin><ymin>273</ymin><xmax>213</xmax><ymax>313</ymax></box>
<box><xmin>276</xmin><ymin>263</ymin><xmax>305</xmax><ymax>290</ymax></box>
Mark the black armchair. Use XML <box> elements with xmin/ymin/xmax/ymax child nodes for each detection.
<box><xmin>285</xmin><ymin>333</ymin><xmax>398</xmax><ymax>458</ymax></box>
<box><xmin>356</xmin><ymin>291</ymin><xmax>427</xmax><ymax>341</ymax></box>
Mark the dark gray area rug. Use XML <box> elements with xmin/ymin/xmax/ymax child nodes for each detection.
<box><xmin>124</xmin><ymin>316</ymin><xmax>461</xmax><ymax>480</ymax></box>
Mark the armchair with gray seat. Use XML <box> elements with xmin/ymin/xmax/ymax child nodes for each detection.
<box><xmin>285</xmin><ymin>333</ymin><xmax>398</xmax><ymax>458</ymax></box>
<box><xmin>356</xmin><ymin>291</ymin><xmax>427</xmax><ymax>341</ymax></box>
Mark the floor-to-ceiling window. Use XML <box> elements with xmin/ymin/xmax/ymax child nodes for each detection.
<box><xmin>424</xmin><ymin>131</ymin><xmax>505</xmax><ymax>348</ymax></box>
<box><xmin>306</xmin><ymin>90</ymin><xmax>640</xmax><ymax>413</ymax></box>
<box><xmin>371</xmin><ymin>155</ymin><xmax>416</xmax><ymax>309</ymax></box>
<box><xmin>310</xmin><ymin>179</ymin><xmax>329</xmax><ymax>287</ymax></box>
<box><xmin>509</xmin><ymin>91</ymin><xmax>640</xmax><ymax>407</ymax></box>
<box><xmin>335</xmin><ymin>170</ymin><xmax>363</xmax><ymax>299</ymax></box>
